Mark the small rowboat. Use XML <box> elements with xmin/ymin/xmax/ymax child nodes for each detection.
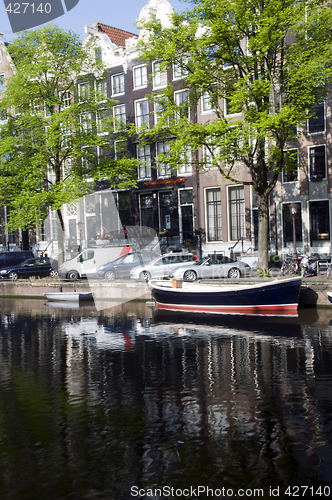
<box><xmin>149</xmin><ymin>277</ymin><xmax>302</xmax><ymax>316</ymax></box>
<box><xmin>44</xmin><ymin>292</ymin><xmax>94</xmax><ymax>302</ymax></box>
<box><xmin>327</xmin><ymin>292</ymin><xmax>332</xmax><ymax>304</ymax></box>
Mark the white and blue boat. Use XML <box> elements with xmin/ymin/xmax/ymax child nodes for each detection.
<box><xmin>149</xmin><ymin>277</ymin><xmax>302</xmax><ymax>316</ymax></box>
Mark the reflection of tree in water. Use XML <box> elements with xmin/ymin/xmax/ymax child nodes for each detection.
<box><xmin>0</xmin><ymin>304</ymin><xmax>331</xmax><ymax>498</ymax></box>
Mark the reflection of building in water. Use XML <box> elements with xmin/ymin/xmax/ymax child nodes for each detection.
<box><xmin>1</xmin><ymin>305</ymin><xmax>332</xmax><ymax>486</ymax></box>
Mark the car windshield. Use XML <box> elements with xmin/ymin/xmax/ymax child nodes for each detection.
<box><xmin>197</xmin><ymin>257</ymin><xmax>210</xmax><ymax>266</ymax></box>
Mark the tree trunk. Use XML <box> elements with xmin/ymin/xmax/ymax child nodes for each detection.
<box><xmin>257</xmin><ymin>193</ymin><xmax>269</xmax><ymax>271</ymax></box>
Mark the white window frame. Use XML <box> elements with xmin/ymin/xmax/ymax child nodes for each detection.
<box><xmin>137</xmin><ymin>144</ymin><xmax>151</xmax><ymax>180</ymax></box>
<box><xmin>205</xmin><ymin>187</ymin><xmax>222</xmax><ymax>242</ymax></box>
<box><xmin>113</xmin><ymin>104</ymin><xmax>126</xmax><ymax>132</ymax></box>
<box><xmin>78</xmin><ymin>82</ymin><xmax>90</xmax><ymax>102</ymax></box>
<box><xmin>59</xmin><ymin>90</ymin><xmax>71</xmax><ymax>109</ymax></box>
<box><xmin>156</xmin><ymin>141</ymin><xmax>171</xmax><ymax>178</ymax></box>
<box><xmin>307</xmin><ymin>101</ymin><xmax>325</xmax><ymax>135</ymax></box>
<box><xmin>174</xmin><ymin>89</ymin><xmax>190</xmax><ymax>122</ymax></box>
<box><xmin>95</xmin><ymin>79</ymin><xmax>107</xmax><ymax>102</ymax></box>
<box><xmin>173</xmin><ymin>57</ymin><xmax>189</xmax><ymax>80</ymax></box>
<box><xmin>227</xmin><ymin>184</ymin><xmax>245</xmax><ymax>242</ymax></box>
<box><xmin>135</xmin><ymin>99</ymin><xmax>149</xmax><ymax>129</ymax></box>
<box><xmin>201</xmin><ymin>91</ymin><xmax>215</xmax><ymax>113</ymax></box>
<box><xmin>133</xmin><ymin>64</ymin><xmax>147</xmax><ymax>89</ymax></box>
<box><xmin>111</xmin><ymin>73</ymin><xmax>125</xmax><ymax>96</ymax></box>
<box><xmin>152</xmin><ymin>61</ymin><xmax>167</xmax><ymax>89</ymax></box>
<box><xmin>178</xmin><ymin>147</ymin><xmax>192</xmax><ymax>176</ymax></box>
<box><xmin>308</xmin><ymin>143</ymin><xmax>326</xmax><ymax>181</ymax></box>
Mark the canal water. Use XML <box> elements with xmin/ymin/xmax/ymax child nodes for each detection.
<box><xmin>0</xmin><ymin>298</ymin><xmax>332</xmax><ymax>500</ymax></box>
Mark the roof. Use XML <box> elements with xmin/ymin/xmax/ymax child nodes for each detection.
<box><xmin>95</xmin><ymin>23</ymin><xmax>138</xmax><ymax>47</ymax></box>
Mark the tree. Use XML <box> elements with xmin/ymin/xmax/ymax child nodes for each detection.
<box><xmin>138</xmin><ymin>0</ymin><xmax>332</xmax><ymax>269</ymax></box>
<box><xmin>0</xmin><ymin>25</ymin><xmax>137</xmax><ymax>263</ymax></box>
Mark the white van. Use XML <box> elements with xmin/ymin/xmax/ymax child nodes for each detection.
<box><xmin>59</xmin><ymin>246</ymin><xmax>131</xmax><ymax>280</ymax></box>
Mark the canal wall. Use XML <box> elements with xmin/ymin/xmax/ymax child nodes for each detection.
<box><xmin>0</xmin><ymin>276</ymin><xmax>331</xmax><ymax>308</ymax></box>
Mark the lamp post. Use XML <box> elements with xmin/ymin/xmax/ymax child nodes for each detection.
<box><xmin>77</xmin><ymin>221</ymin><xmax>83</xmax><ymax>253</ymax></box>
<box><xmin>289</xmin><ymin>202</ymin><xmax>298</xmax><ymax>260</ymax></box>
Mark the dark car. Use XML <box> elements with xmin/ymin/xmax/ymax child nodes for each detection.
<box><xmin>0</xmin><ymin>257</ymin><xmax>57</xmax><ymax>280</ymax></box>
<box><xmin>97</xmin><ymin>251</ymin><xmax>159</xmax><ymax>280</ymax></box>
<box><xmin>0</xmin><ymin>251</ymin><xmax>34</xmax><ymax>271</ymax></box>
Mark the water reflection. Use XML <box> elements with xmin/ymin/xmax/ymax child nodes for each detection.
<box><xmin>0</xmin><ymin>299</ymin><xmax>332</xmax><ymax>499</ymax></box>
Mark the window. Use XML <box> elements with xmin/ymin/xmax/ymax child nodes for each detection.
<box><xmin>174</xmin><ymin>90</ymin><xmax>189</xmax><ymax>121</ymax></box>
<box><xmin>309</xmin><ymin>200</ymin><xmax>330</xmax><ymax>242</ymax></box>
<box><xmin>283</xmin><ymin>149</ymin><xmax>298</xmax><ymax>183</ymax></box>
<box><xmin>173</xmin><ymin>57</ymin><xmax>188</xmax><ymax>80</ymax></box>
<box><xmin>60</xmin><ymin>90</ymin><xmax>71</xmax><ymax>109</ymax></box>
<box><xmin>78</xmin><ymin>82</ymin><xmax>90</xmax><ymax>101</ymax></box>
<box><xmin>152</xmin><ymin>61</ymin><xmax>167</xmax><ymax>88</ymax></box>
<box><xmin>154</xmin><ymin>95</ymin><xmax>167</xmax><ymax>125</ymax></box>
<box><xmin>156</xmin><ymin>141</ymin><xmax>171</xmax><ymax>177</ymax></box>
<box><xmin>308</xmin><ymin>102</ymin><xmax>325</xmax><ymax>134</ymax></box>
<box><xmin>96</xmin><ymin>79</ymin><xmax>107</xmax><ymax>101</ymax></box>
<box><xmin>97</xmin><ymin>109</ymin><xmax>109</xmax><ymax>134</ymax></box>
<box><xmin>0</xmin><ymin>74</ymin><xmax>5</xmax><ymax>93</ymax></box>
<box><xmin>228</xmin><ymin>185</ymin><xmax>245</xmax><ymax>241</ymax></box>
<box><xmin>137</xmin><ymin>145</ymin><xmax>151</xmax><ymax>180</ymax></box>
<box><xmin>95</xmin><ymin>47</ymin><xmax>102</xmax><ymax>61</ymax></box>
<box><xmin>203</xmin><ymin>138</ymin><xmax>220</xmax><ymax>168</ymax></box>
<box><xmin>81</xmin><ymin>113</ymin><xmax>92</xmax><ymax>133</ymax></box>
<box><xmin>178</xmin><ymin>147</ymin><xmax>192</xmax><ymax>175</ymax></box>
<box><xmin>202</xmin><ymin>92</ymin><xmax>214</xmax><ymax>113</ymax></box>
<box><xmin>135</xmin><ymin>99</ymin><xmax>149</xmax><ymax>128</ymax></box>
<box><xmin>206</xmin><ymin>188</ymin><xmax>222</xmax><ymax>241</ymax></box>
<box><xmin>115</xmin><ymin>140</ymin><xmax>127</xmax><ymax>160</ymax></box>
<box><xmin>282</xmin><ymin>203</ymin><xmax>302</xmax><ymax>244</ymax></box>
<box><xmin>309</xmin><ymin>145</ymin><xmax>325</xmax><ymax>180</ymax></box>
<box><xmin>113</xmin><ymin>104</ymin><xmax>126</xmax><ymax>132</ymax></box>
<box><xmin>112</xmin><ymin>73</ymin><xmax>125</xmax><ymax>95</ymax></box>
<box><xmin>133</xmin><ymin>65</ymin><xmax>147</xmax><ymax>89</ymax></box>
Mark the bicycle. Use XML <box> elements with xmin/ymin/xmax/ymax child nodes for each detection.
<box><xmin>281</xmin><ymin>256</ymin><xmax>300</xmax><ymax>276</ymax></box>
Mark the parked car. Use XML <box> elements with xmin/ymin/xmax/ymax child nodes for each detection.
<box><xmin>97</xmin><ymin>251</ymin><xmax>159</xmax><ymax>280</ymax></box>
<box><xmin>58</xmin><ymin>246</ymin><xmax>131</xmax><ymax>280</ymax></box>
<box><xmin>0</xmin><ymin>251</ymin><xmax>34</xmax><ymax>271</ymax></box>
<box><xmin>169</xmin><ymin>256</ymin><xmax>251</xmax><ymax>281</ymax></box>
<box><xmin>0</xmin><ymin>257</ymin><xmax>57</xmax><ymax>280</ymax></box>
<box><xmin>130</xmin><ymin>252</ymin><xmax>198</xmax><ymax>281</ymax></box>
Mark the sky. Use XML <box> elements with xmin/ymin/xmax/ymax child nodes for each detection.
<box><xmin>0</xmin><ymin>0</ymin><xmax>187</xmax><ymax>42</ymax></box>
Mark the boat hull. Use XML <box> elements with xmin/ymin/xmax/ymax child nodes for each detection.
<box><xmin>44</xmin><ymin>292</ymin><xmax>94</xmax><ymax>302</ymax></box>
<box><xmin>149</xmin><ymin>278</ymin><xmax>301</xmax><ymax>316</ymax></box>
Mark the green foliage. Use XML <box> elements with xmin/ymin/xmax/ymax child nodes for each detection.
<box><xmin>138</xmin><ymin>0</ymin><xmax>332</xmax><ymax>268</ymax></box>
<box><xmin>0</xmin><ymin>24</ymin><xmax>137</xmax><ymax>232</ymax></box>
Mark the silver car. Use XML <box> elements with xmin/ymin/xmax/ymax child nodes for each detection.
<box><xmin>169</xmin><ymin>256</ymin><xmax>251</xmax><ymax>281</ymax></box>
<box><xmin>130</xmin><ymin>252</ymin><xmax>198</xmax><ymax>281</ymax></box>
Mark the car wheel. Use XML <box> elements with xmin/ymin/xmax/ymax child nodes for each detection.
<box><xmin>67</xmin><ymin>270</ymin><xmax>79</xmax><ymax>281</ymax></box>
<box><xmin>49</xmin><ymin>270</ymin><xmax>58</xmax><ymax>277</ymax></box>
<box><xmin>8</xmin><ymin>271</ymin><xmax>19</xmax><ymax>280</ymax></box>
<box><xmin>228</xmin><ymin>267</ymin><xmax>241</xmax><ymax>279</ymax></box>
<box><xmin>183</xmin><ymin>269</ymin><xmax>197</xmax><ymax>282</ymax></box>
<box><xmin>105</xmin><ymin>270</ymin><xmax>116</xmax><ymax>280</ymax></box>
<box><xmin>139</xmin><ymin>270</ymin><xmax>151</xmax><ymax>281</ymax></box>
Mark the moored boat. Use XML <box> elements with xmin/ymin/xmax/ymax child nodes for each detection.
<box><xmin>327</xmin><ymin>292</ymin><xmax>332</xmax><ymax>304</ymax></box>
<box><xmin>148</xmin><ymin>277</ymin><xmax>302</xmax><ymax>316</ymax></box>
<box><xmin>44</xmin><ymin>291</ymin><xmax>94</xmax><ymax>302</ymax></box>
